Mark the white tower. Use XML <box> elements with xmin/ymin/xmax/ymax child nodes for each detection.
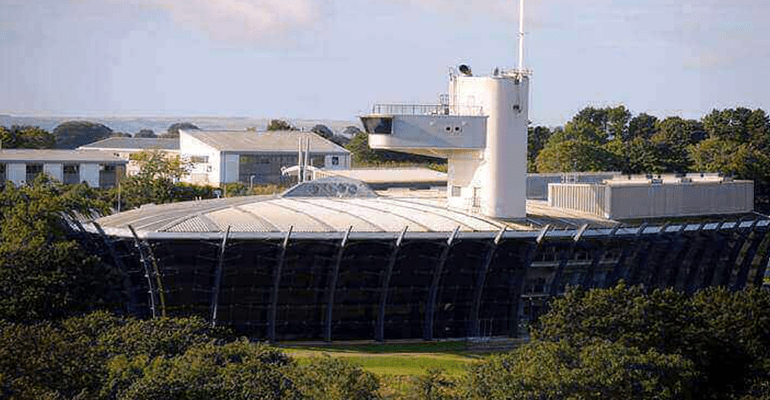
<box><xmin>362</xmin><ymin>0</ymin><xmax>531</xmax><ymax>219</ymax></box>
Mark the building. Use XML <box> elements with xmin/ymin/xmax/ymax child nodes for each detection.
<box><xmin>179</xmin><ymin>129</ymin><xmax>351</xmax><ymax>186</ymax></box>
<box><xmin>78</xmin><ymin>137</ymin><xmax>180</xmax><ymax>176</ymax></box>
<box><xmin>85</xmin><ymin>178</ymin><xmax>770</xmax><ymax>342</ymax></box>
<box><xmin>548</xmin><ymin>174</ymin><xmax>754</xmax><ymax>220</ymax></box>
<box><xmin>0</xmin><ymin>149</ymin><xmax>126</xmax><ymax>188</ymax></box>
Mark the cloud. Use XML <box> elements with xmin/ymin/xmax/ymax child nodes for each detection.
<box><xmin>97</xmin><ymin>0</ymin><xmax>329</xmax><ymax>43</ymax></box>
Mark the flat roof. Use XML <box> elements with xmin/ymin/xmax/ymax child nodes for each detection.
<box><xmin>79</xmin><ymin>137</ymin><xmax>179</xmax><ymax>151</ymax></box>
<box><xmin>0</xmin><ymin>149</ymin><xmax>127</xmax><ymax>163</ymax></box>
<box><xmin>182</xmin><ymin>129</ymin><xmax>350</xmax><ymax>154</ymax></box>
<box><xmin>319</xmin><ymin>168</ymin><xmax>447</xmax><ymax>184</ymax></box>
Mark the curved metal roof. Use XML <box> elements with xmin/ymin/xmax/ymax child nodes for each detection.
<box><xmin>93</xmin><ymin>194</ymin><xmax>507</xmax><ymax>237</ymax></box>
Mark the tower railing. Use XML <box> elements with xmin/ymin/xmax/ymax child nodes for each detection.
<box><xmin>371</xmin><ymin>103</ymin><xmax>484</xmax><ymax>116</ymax></box>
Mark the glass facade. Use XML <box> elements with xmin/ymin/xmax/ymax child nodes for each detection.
<box><xmin>91</xmin><ymin>222</ymin><xmax>770</xmax><ymax>342</ymax></box>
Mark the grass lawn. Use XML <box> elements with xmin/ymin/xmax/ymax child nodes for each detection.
<box><xmin>281</xmin><ymin>341</ymin><xmax>484</xmax><ymax>377</ymax></box>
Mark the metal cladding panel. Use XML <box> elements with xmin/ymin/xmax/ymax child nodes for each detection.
<box><xmin>238</xmin><ymin>200</ymin><xmax>333</xmax><ymax>232</ymax></box>
<box><xmin>308</xmin><ymin>198</ymin><xmax>432</xmax><ymax>232</ymax></box>
<box><xmin>164</xmin><ymin>216</ymin><xmax>215</xmax><ymax>233</ymax></box>
<box><xmin>206</xmin><ymin>208</ymin><xmax>274</xmax><ymax>232</ymax></box>
<box><xmin>384</xmin><ymin>198</ymin><xmax>502</xmax><ymax>231</ymax></box>
<box><xmin>366</xmin><ymin>199</ymin><xmax>471</xmax><ymax>232</ymax></box>
<box><xmin>278</xmin><ymin>198</ymin><xmax>381</xmax><ymax>232</ymax></box>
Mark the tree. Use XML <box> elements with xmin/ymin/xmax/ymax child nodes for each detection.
<box><xmin>535</xmin><ymin>138</ymin><xmax>618</xmax><ymax>172</ymax></box>
<box><xmin>532</xmin><ymin>284</ymin><xmax>770</xmax><ymax>399</ymax></box>
<box><xmin>0</xmin><ymin>125</ymin><xmax>55</xmax><ymax>149</ymax></box>
<box><xmin>293</xmin><ymin>356</ymin><xmax>380</xmax><ymax>400</ymax></box>
<box><xmin>311</xmin><ymin>124</ymin><xmax>334</xmax><ymax>140</ymax></box>
<box><xmin>162</xmin><ymin>122</ymin><xmax>199</xmax><ymax>138</ymax></box>
<box><xmin>527</xmin><ymin>126</ymin><xmax>552</xmax><ymax>172</ymax></box>
<box><xmin>53</xmin><ymin>120</ymin><xmax>114</xmax><ymax>149</ymax></box>
<box><xmin>342</xmin><ymin>126</ymin><xmax>363</xmax><ymax>137</ymax></box>
<box><xmin>688</xmin><ymin>138</ymin><xmax>770</xmax><ymax>179</ymax></box>
<box><xmin>0</xmin><ymin>176</ymin><xmax>122</xmax><ymax>322</ymax></box>
<box><xmin>134</xmin><ymin>129</ymin><xmax>157</xmax><ymax>138</ymax></box>
<box><xmin>627</xmin><ymin>113</ymin><xmax>658</xmax><ymax>141</ymax></box>
<box><xmin>463</xmin><ymin>340</ymin><xmax>695</xmax><ymax>400</ymax></box>
<box><xmin>120</xmin><ymin>150</ymin><xmax>192</xmax><ymax>209</ymax></box>
<box><xmin>267</xmin><ymin>119</ymin><xmax>297</xmax><ymax>131</ymax></box>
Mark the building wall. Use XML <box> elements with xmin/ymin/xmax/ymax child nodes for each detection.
<box><xmin>607</xmin><ymin>181</ymin><xmax>754</xmax><ymax>219</ymax></box>
<box><xmin>79</xmin><ymin>163</ymin><xmax>100</xmax><ymax>187</ymax></box>
<box><xmin>44</xmin><ymin>163</ymin><xmax>63</xmax><ymax>182</ymax></box>
<box><xmin>324</xmin><ymin>154</ymin><xmax>350</xmax><ymax>170</ymax></box>
<box><xmin>180</xmin><ymin>132</ymin><xmax>222</xmax><ymax>185</ymax></box>
<box><xmin>101</xmin><ymin>220</ymin><xmax>770</xmax><ymax>341</ymax></box>
<box><xmin>7</xmin><ymin>163</ymin><xmax>25</xmax><ymax>185</ymax></box>
<box><xmin>548</xmin><ymin>183</ymin><xmax>608</xmax><ymax>217</ymax></box>
<box><xmin>548</xmin><ymin>180</ymin><xmax>754</xmax><ymax>219</ymax></box>
<box><xmin>528</xmin><ymin>172</ymin><xmax>618</xmax><ymax>200</ymax></box>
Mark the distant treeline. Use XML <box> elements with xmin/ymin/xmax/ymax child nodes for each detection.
<box><xmin>526</xmin><ymin>106</ymin><xmax>770</xmax><ymax>212</ymax></box>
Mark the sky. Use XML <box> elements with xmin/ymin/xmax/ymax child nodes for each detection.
<box><xmin>1</xmin><ymin>0</ymin><xmax>768</xmax><ymax>126</ymax></box>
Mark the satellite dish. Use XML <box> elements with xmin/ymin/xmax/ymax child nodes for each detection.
<box><xmin>458</xmin><ymin>64</ymin><xmax>472</xmax><ymax>76</ymax></box>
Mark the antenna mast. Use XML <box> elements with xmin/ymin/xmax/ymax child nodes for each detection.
<box><xmin>518</xmin><ymin>0</ymin><xmax>525</xmax><ymax>70</ymax></box>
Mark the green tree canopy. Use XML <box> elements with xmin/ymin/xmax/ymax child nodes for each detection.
<box><xmin>532</xmin><ymin>284</ymin><xmax>770</xmax><ymax>399</ymax></box>
<box><xmin>464</xmin><ymin>340</ymin><xmax>695</xmax><ymax>400</ymax></box>
<box><xmin>53</xmin><ymin>120</ymin><xmax>114</xmax><ymax>149</ymax></box>
<box><xmin>162</xmin><ymin>122</ymin><xmax>199</xmax><ymax>138</ymax></box>
<box><xmin>134</xmin><ymin>129</ymin><xmax>157</xmax><ymax>138</ymax></box>
<box><xmin>0</xmin><ymin>125</ymin><xmax>55</xmax><ymax>149</ymax></box>
<box><xmin>311</xmin><ymin>124</ymin><xmax>334</xmax><ymax>139</ymax></box>
<box><xmin>267</xmin><ymin>119</ymin><xmax>298</xmax><ymax>131</ymax></box>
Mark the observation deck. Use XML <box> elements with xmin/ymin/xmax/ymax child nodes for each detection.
<box><xmin>361</xmin><ymin>103</ymin><xmax>488</xmax><ymax>154</ymax></box>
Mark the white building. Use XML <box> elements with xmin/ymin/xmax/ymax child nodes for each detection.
<box><xmin>179</xmin><ymin>130</ymin><xmax>351</xmax><ymax>186</ymax></box>
<box><xmin>0</xmin><ymin>149</ymin><xmax>127</xmax><ymax>188</ymax></box>
<box><xmin>78</xmin><ymin>137</ymin><xmax>180</xmax><ymax>176</ymax></box>
<box><xmin>548</xmin><ymin>174</ymin><xmax>754</xmax><ymax>220</ymax></box>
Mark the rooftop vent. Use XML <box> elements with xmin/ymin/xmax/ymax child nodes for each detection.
<box><xmin>281</xmin><ymin>176</ymin><xmax>378</xmax><ymax>198</ymax></box>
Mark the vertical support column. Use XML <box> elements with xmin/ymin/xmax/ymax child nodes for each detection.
<box><xmin>684</xmin><ymin>225</ymin><xmax>710</xmax><ymax>294</ymax></box>
<box><xmin>608</xmin><ymin>224</ymin><xmax>646</xmax><ymax>287</ymax></box>
<box><xmin>128</xmin><ymin>224</ymin><xmax>160</xmax><ymax>318</ymax></box>
<box><xmin>733</xmin><ymin>227</ymin><xmax>767</xmax><ymax>290</ymax></box>
<box><xmin>581</xmin><ymin>246</ymin><xmax>604</xmax><ymax>288</ymax></box>
<box><xmin>700</xmin><ymin>222</ymin><xmax>726</xmax><ymax>288</ymax></box>
<box><xmin>548</xmin><ymin>225</ymin><xmax>587</xmax><ymax>298</ymax></box>
<box><xmin>325</xmin><ymin>226</ymin><xmax>353</xmax><ymax>343</ymax></box>
<box><xmin>752</xmin><ymin>228</ymin><xmax>770</xmax><ymax>288</ymax></box>
<box><xmin>376</xmin><ymin>226</ymin><xmax>408</xmax><ymax>342</ymax></box>
<box><xmin>93</xmin><ymin>221</ymin><xmax>138</xmax><ymax>315</ymax></box>
<box><xmin>719</xmin><ymin>221</ymin><xmax>755</xmax><ymax>286</ymax></box>
<box><xmin>666</xmin><ymin>225</ymin><xmax>694</xmax><ymax>288</ymax></box>
<box><xmin>268</xmin><ymin>226</ymin><xmax>292</xmax><ymax>343</ymax></box>
<box><xmin>470</xmin><ymin>227</ymin><xmax>506</xmax><ymax>337</ymax></box>
<box><xmin>510</xmin><ymin>242</ymin><xmax>537</xmax><ymax>338</ymax></box>
<box><xmin>424</xmin><ymin>226</ymin><xmax>460</xmax><ymax>341</ymax></box>
<box><xmin>210</xmin><ymin>226</ymin><xmax>231</xmax><ymax>328</ymax></box>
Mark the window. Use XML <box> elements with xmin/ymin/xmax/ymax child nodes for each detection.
<box><xmin>26</xmin><ymin>164</ymin><xmax>43</xmax><ymax>182</ymax></box>
<box><xmin>451</xmin><ymin>185</ymin><xmax>462</xmax><ymax>197</ymax></box>
<box><xmin>63</xmin><ymin>164</ymin><xmax>79</xmax><ymax>185</ymax></box>
<box><xmin>190</xmin><ymin>155</ymin><xmax>209</xmax><ymax>164</ymax></box>
<box><xmin>331</xmin><ymin>156</ymin><xmax>339</xmax><ymax>166</ymax></box>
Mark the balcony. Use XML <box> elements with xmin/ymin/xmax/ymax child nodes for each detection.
<box><xmin>361</xmin><ymin>104</ymin><xmax>488</xmax><ymax>152</ymax></box>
